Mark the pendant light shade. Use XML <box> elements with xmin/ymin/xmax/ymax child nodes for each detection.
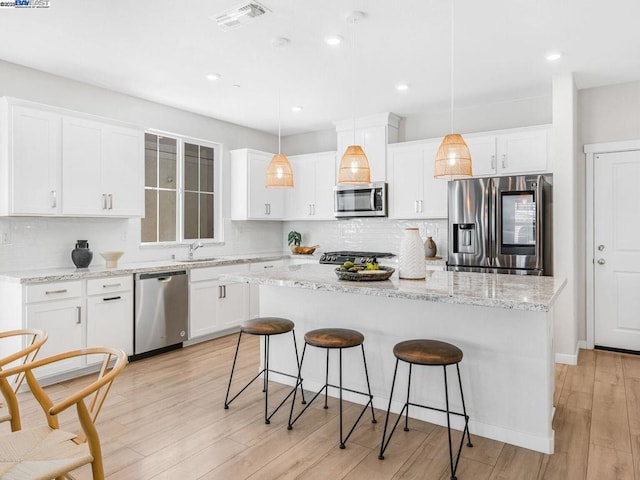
<box><xmin>266</xmin><ymin>153</ymin><xmax>294</xmax><ymax>188</ymax></box>
<box><xmin>338</xmin><ymin>145</ymin><xmax>370</xmax><ymax>184</ymax></box>
<box><xmin>434</xmin><ymin>0</ymin><xmax>472</xmax><ymax>180</ymax></box>
<box><xmin>434</xmin><ymin>134</ymin><xmax>472</xmax><ymax>179</ymax></box>
<box><xmin>337</xmin><ymin>11</ymin><xmax>371</xmax><ymax>184</ymax></box>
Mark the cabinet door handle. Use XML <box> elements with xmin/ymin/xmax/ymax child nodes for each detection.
<box><xmin>102</xmin><ymin>194</ymin><xmax>108</xmax><ymax>210</ymax></box>
<box><xmin>414</xmin><ymin>200</ymin><xmax>418</xmax><ymax>213</ymax></box>
<box><xmin>309</xmin><ymin>204</ymin><xmax>313</xmax><ymax>216</ymax></box>
<box><xmin>491</xmin><ymin>155</ymin><xmax>496</xmax><ymax>170</ymax></box>
<box><xmin>76</xmin><ymin>306</ymin><xmax>81</xmax><ymax>324</ymax></box>
<box><xmin>108</xmin><ymin>194</ymin><xmax>113</xmax><ymax>210</ymax></box>
<box><xmin>501</xmin><ymin>154</ymin><xmax>507</xmax><ymax>169</ymax></box>
<box><xmin>312</xmin><ymin>204</ymin><xmax>316</xmax><ymax>216</ymax></box>
<box><xmin>102</xmin><ymin>283</ymin><xmax>122</xmax><ymax>288</ymax></box>
<box><xmin>45</xmin><ymin>289</ymin><xmax>67</xmax><ymax>295</ymax></box>
<box><xmin>222</xmin><ymin>285</ymin><xmax>227</xmax><ymax>298</ymax></box>
<box><xmin>103</xmin><ymin>296</ymin><xmax>122</xmax><ymax>302</ymax></box>
<box><xmin>265</xmin><ymin>203</ymin><xmax>269</xmax><ymax>215</ymax></box>
<box><xmin>263</xmin><ymin>265</ymin><xmax>274</xmax><ymax>269</ymax></box>
<box><xmin>50</xmin><ymin>190</ymin><xmax>57</xmax><ymax>208</ymax></box>
<box><xmin>268</xmin><ymin>204</ymin><xmax>271</xmax><ymax>215</ymax></box>
<box><xmin>218</xmin><ymin>285</ymin><xmax>223</xmax><ymax>299</ymax></box>
<box><xmin>419</xmin><ymin>200</ymin><xmax>424</xmax><ymax>213</ymax></box>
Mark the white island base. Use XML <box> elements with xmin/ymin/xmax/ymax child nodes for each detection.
<box><xmin>257</xmin><ymin>284</ymin><xmax>555</xmax><ymax>454</ymax></box>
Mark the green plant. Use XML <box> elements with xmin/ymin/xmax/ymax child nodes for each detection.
<box><xmin>288</xmin><ymin>231</ymin><xmax>302</xmax><ymax>246</ymax></box>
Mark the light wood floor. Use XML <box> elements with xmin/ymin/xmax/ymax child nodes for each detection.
<box><xmin>10</xmin><ymin>335</ymin><xmax>640</xmax><ymax>480</ymax></box>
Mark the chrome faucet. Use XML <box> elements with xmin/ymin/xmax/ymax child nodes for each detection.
<box><xmin>188</xmin><ymin>240</ymin><xmax>203</xmax><ymax>260</ymax></box>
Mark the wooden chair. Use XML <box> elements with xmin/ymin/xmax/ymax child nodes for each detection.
<box><xmin>0</xmin><ymin>328</ymin><xmax>48</xmax><ymax>432</ymax></box>
<box><xmin>0</xmin><ymin>346</ymin><xmax>127</xmax><ymax>480</ymax></box>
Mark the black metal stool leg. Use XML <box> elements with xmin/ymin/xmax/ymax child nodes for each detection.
<box><xmin>324</xmin><ymin>347</ymin><xmax>330</xmax><ymax>409</ymax></box>
<box><xmin>291</xmin><ymin>330</ymin><xmax>306</xmax><ymax>404</ymax></box>
<box><xmin>444</xmin><ymin>366</ymin><xmax>456</xmax><ymax>480</ymax></box>
<box><xmin>457</xmin><ymin>363</ymin><xmax>473</xmax><ymax>448</ymax></box>
<box><xmin>288</xmin><ymin>342</ymin><xmax>307</xmax><ymax>430</ymax></box>
<box><xmin>262</xmin><ymin>335</ymin><xmax>268</xmax><ymax>393</ymax></box>
<box><xmin>264</xmin><ymin>335</ymin><xmax>270</xmax><ymax>424</ymax></box>
<box><xmin>360</xmin><ymin>344</ymin><xmax>377</xmax><ymax>423</ymax></box>
<box><xmin>224</xmin><ymin>331</ymin><xmax>243</xmax><ymax>409</ymax></box>
<box><xmin>378</xmin><ymin>358</ymin><xmax>400</xmax><ymax>460</ymax></box>
<box><xmin>339</xmin><ymin>347</ymin><xmax>345</xmax><ymax>449</ymax></box>
<box><xmin>404</xmin><ymin>363</ymin><xmax>412</xmax><ymax>432</ymax></box>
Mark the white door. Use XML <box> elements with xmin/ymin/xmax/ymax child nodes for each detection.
<box><xmin>466</xmin><ymin>135</ymin><xmax>497</xmax><ymax>177</ymax></box>
<box><xmin>421</xmin><ymin>142</ymin><xmax>448</xmax><ymax>218</ymax></box>
<box><xmin>86</xmin><ymin>292</ymin><xmax>134</xmax><ymax>359</ymax></box>
<box><xmin>594</xmin><ymin>150</ymin><xmax>640</xmax><ymax>351</ymax></box>
<box><xmin>497</xmin><ymin>129</ymin><xmax>548</xmax><ymax>175</ymax></box>
<box><xmin>388</xmin><ymin>146</ymin><xmax>424</xmax><ymax>219</ymax></box>
<box><xmin>218</xmin><ymin>282</ymin><xmax>249</xmax><ymax>330</ymax></box>
<box><xmin>311</xmin><ymin>153</ymin><xmax>336</xmax><ymax>220</ymax></box>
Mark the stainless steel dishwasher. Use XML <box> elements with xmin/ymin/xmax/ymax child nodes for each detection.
<box><xmin>134</xmin><ymin>270</ymin><xmax>188</xmax><ymax>359</ymax></box>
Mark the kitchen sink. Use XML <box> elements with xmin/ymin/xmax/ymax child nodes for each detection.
<box><xmin>176</xmin><ymin>257</ymin><xmax>219</xmax><ymax>263</ymax></box>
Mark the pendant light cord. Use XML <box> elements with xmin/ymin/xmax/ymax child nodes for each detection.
<box><xmin>278</xmin><ymin>88</ymin><xmax>282</xmax><ymax>154</ymax></box>
<box><xmin>450</xmin><ymin>0</ymin><xmax>455</xmax><ymax>134</ymax></box>
<box><xmin>352</xmin><ymin>16</ymin><xmax>357</xmax><ymax>145</ymax></box>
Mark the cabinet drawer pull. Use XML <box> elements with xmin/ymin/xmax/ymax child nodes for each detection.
<box><xmin>103</xmin><ymin>296</ymin><xmax>122</xmax><ymax>302</ymax></box>
<box><xmin>76</xmin><ymin>306</ymin><xmax>81</xmax><ymax>324</ymax></box>
<box><xmin>45</xmin><ymin>289</ymin><xmax>67</xmax><ymax>295</ymax></box>
<box><xmin>108</xmin><ymin>193</ymin><xmax>113</xmax><ymax>210</ymax></box>
<box><xmin>491</xmin><ymin>155</ymin><xmax>496</xmax><ymax>170</ymax></box>
<box><xmin>50</xmin><ymin>190</ymin><xmax>57</xmax><ymax>209</ymax></box>
<box><xmin>102</xmin><ymin>194</ymin><xmax>108</xmax><ymax>210</ymax></box>
<box><xmin>263</xmin><ymin>265</ymin><xmax>274</xmax><ymax>269</ymax></box>
<box><xmin>501</xmin><ymin>154</ymin><xmax>507</xmax><ymax>169</ymax></box>
<box><xmin>102</xmin><ymin>283</ymin><xmax>122</xmax><ymax>288</ymax></box>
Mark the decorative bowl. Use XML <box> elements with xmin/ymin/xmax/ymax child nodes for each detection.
<box><xmin>290</xmin><ymin>245</ymin><xmax>318</xmax><ymax>255</ymax></box>
<box><xmin>334</xmin><ymin>266</ymin><xmax>395</xmax><ymax>281</ymax></box>
<box><xmin>100</xmin><ymin>251</ymin><xmax>124</xmax><ymax>268</ymax></box>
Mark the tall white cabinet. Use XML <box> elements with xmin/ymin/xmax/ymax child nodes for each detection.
<box><xmin>0</xmin><ymin>97</ymin><xmax>144</xmax><ymax>217</ymax></box>
<box><xmin>387</xmin><ymin>140</ymin><xmax>448</xmax><ymax>219</ymax></box>
<box><xmin>286</xmin><ymin>151</ymin><xmax>336</xmax><ymax>220</ymax></box>
<box><xmin>230</xmin><ymin>148</ymin><xmax>285</xmax><ymax>220</ymax></box>
<box><xmin>335</xmin><ymin>113</ymin><xmax>401</xmax><ymax>182</ymax></box>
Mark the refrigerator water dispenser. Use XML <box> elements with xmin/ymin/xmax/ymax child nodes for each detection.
<box><xmin>453</xmin><ymin>223</ymin><xmax>476</xmax><ymax>254</ymax></box>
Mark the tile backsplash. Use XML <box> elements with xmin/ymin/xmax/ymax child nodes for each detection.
<box><xmin>283</xmin><ymin>218</ymin><xmax>448</xmax><ymax>257</ymax></box>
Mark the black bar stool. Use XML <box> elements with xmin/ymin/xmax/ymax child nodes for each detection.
<box><xmin>378</xmin><ymin>339</ymin><xmax>473</xmax><ymax>480</ymax></box>
<box><xmin>287</xmin><ymin>328</ymin><xmax>376</xmax><ymax>449</ymax></box>
<box><xmin>224</xmin><ymin>317</ymin><xmax>305</xmax><ymax>424</ymax></box>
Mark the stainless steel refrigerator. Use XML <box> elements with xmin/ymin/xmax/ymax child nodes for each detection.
<box><xmin>447</xmin><ymin>174</ymin><xmax>553</xmax><ymax>275</ymax></box>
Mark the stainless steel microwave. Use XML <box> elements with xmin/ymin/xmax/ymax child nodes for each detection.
<box><xmin>334</xmin><ymin>182</ymin><xmax>387</xmax><ymax>217</ymax></box>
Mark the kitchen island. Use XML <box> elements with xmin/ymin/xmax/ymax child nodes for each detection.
<box><xmin>222</xmin><ymin>263</ymin><xmax>566</xmax><ymax>454</ymax></box>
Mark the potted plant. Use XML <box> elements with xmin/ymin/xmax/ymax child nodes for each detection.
<box><xmin>288</xmin><ymin>230</ymin><xmax>302</xmax><ymax>248</ymax></box>
<box><xmin>288</xmin><ymin>231</ymin><xmax>317</xmax><ymax>255</ymax></box>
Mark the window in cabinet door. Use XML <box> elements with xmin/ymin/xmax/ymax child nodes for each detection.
<box><xmin>142</xmin><ymin>133</ymin><xmax>220</xmax><ymax>244</ymax></box>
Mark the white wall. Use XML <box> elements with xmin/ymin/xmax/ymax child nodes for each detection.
<box><xmin>552</xmin><ymin>73</ymin><xmax>580</xmax><ymax>364</ymax></box>
<box><xmin>0</xmin><ymin>60</ymin><xmax>284</xmax><ymax>270</ymax></box>
<box><xmin>577</xmin><ymin>81</ymin><xmax>640</xmax><ymax>341</ymax></box>
<box><xmin>282</xmin><ymin>95</ymin><xmax>552</xmax><ymax>155</ymax></box>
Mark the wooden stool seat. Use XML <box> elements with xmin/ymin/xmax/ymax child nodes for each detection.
<box><xmin>393</xmin><ymin>339</ymin><xmax>463</xmax><ymax>366</ymax></box>
<box><xmin>240</xmin><ymin>317</ymin><xmax>295</xmax><ymax>336</ymax></box>
<box><xmin>304</xmin><ymin>328</ymin><xmax>364</xmax><ymax>349</ymax></box>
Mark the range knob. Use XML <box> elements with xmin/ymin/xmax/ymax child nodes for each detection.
<box><xmin>358</xmin><ymin>257</ymin><xmax>366</xmax><ymax>264</ymax></box>
<box><xmin>331</xmin><ymin>255</ymin><xmax>337</xmax><ymax>262</ymax></box>
<box><xmin>320</xmin><ymin>254</ymin><xmax>326</xmax><ymax>262</ymax></box>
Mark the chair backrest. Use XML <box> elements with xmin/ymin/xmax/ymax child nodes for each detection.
<box><xmin>0</xmin><ymin>328</ymin><xmax>48</xmax><ymax>431</ymax></box>
<box><xmin>0</xmin><ymin>347</ymin><xmax>127</xmax><ymax>442</ymax></box>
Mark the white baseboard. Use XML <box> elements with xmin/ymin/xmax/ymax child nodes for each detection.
<box><xmin>555</xmin><ymin>340</ymin><xmax>586</xmax><ymax>365</ymax></box>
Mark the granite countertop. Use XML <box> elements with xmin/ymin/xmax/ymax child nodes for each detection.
<box><xmin>220</xmin><ymin>263</ymin><xmax>566</xmax><ymax>312</ymax></box>
<box><xmin>0</xmin><ymin>252</ymin><xmax>293</xmax><ymax>284</ymax></box>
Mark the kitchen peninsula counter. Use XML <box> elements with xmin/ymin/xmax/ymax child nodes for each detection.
<box><xmin>222</xmin><ymin>263</ymin><xmax>565</xmax><ymax>312</ymax></box>
<box><xmin>222</xmin><ymin>263</ymin><xmax>566</xmax><ymax>455</ymax></box>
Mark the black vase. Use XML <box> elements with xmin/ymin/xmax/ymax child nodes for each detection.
<box><xmin>71</xmin><ymin>240</ymin><xmax>93</xmax><ymax>268</ymax></box>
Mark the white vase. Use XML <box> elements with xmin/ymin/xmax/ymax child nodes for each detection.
<box><xmin>399</xmin><ymin>228</ymin><xmax>426</xmax><ymax>279</ymax></box>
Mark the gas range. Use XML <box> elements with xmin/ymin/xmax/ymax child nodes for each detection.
<box><xmin>319</xmin><ymin>251</ymin><xmax>395</xmax><ymax>265</ymax></box>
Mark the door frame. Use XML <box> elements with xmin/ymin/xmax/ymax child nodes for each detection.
<box><xmin>585</xmin><ymin>139</ymin><xmax>640</xmax><ymax>349</ymax></box>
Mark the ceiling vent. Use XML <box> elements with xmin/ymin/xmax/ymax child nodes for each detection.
<box><xmin>213</xmin><ymin>2</ymin><xmax>270</xmax><ymax>32</ymax></box>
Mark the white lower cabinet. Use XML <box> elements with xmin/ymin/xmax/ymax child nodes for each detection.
<box><xmin>25</xmin><ymin>281</ymin><xmax>84</xmax><ymax>378</ymax></box>
<box><xmin>22</xmin><ymin>276</ymin><xmax>134</xmax><ymax>379</ymax></box>
<box><xmin>189</xmin><ymin>265</ymin><xmax>250</xmax><ymax>339</ymax></box>
<box><xmin>85</xmin><ymin>276</ymin><xmax>133</xmax><ymax>364</ymax></box>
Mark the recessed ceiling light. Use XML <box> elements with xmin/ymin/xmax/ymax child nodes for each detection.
<box><xmin>396</xmin><ymin>83</ymin><xmax>409</xmax><ymax>91</ymax></box>
<box><xmin>271</xmin><ymin>37</ymin><xmax>290</xmax><ymax>48</ymax></box>
<box><xmin>205</xmin><ymin>73</ymin><xmax>221</xmax><ymax>81</ymax></box>
<box><xmin>291</xmin><ymin>105</ymin><xmax>304</xmax><ymax>112</ymax></box>
<box><xmin>325</xmin><ymin>35</ymin><xmax>343</xmax><ymax>46</ymax></box>
<box><xmin>232</xmin><ymin>84</ymin><xmax>241</xmax><ymax>89</ymax></box>
<box><xmin>545</xmin><ymin>52</ymin><xmax>563</xmax><ymax>62</ymax></box>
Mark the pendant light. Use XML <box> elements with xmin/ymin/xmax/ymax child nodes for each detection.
<box><xmin>338</xmin><ymin>11</ymin><xmax>371</xmax><ymax>184</ymax></box>
<box><xmin>434</xmin><ymin>0</ymin><xmax>472</xmax><ymax>179</ymax></box>
<box><xmin>266</xmin><ymin>38</ymin><xmax>294</xmax><ymax>188</ymax></box>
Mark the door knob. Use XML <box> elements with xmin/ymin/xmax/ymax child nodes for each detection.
<box><xmin>597</xmin><ymin>259</ymin><xmax>606</xmax><ymax>265</ymax></box>
<box><xmin>598</xmin><ymin>244</ymin><xmax>605</xmax><ymax>251</ymax></box>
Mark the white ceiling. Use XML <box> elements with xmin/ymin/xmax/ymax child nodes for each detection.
<box><xmin>0</xmin><ymin>0</ymin><xmax>639</xmax><ymax>136</ymax></box>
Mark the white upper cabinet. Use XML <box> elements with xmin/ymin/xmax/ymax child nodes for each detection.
<box><xmin>466</xmin><ymin>125</ymin><xmax>551</xmax><ymax>177</ymax></box>
<box><xmin>0</xmin><ymin>97</ymin><xmax>144</xmax><ymax>217</ymax></box>
<box><xmin>62</xmin><ymin>117</ymin><xmax>143</xmax><ymax>216</ymax></box>
<box><xmin>230</xmin><ymin>148</ymin><xmax>285</xmax><ymax>220</ymax></box>
<box><xmin>0</xmin><ymin>102</ymin><xmax>61</xmax><ymax>215</ymax></box>
<box><xmin>335</xmin><ymin>113</ymin><xmax>400</xmax><ymax>183</ymax></box>
<box><xmin>388</xmin><ymin>140</ymin><xmax>448</xmax><ymax>219</ymax></box>
<box><xmin>285</xmin><ymin>151</ymin><xmax>336</xmax><ymax>220</ymax></box>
